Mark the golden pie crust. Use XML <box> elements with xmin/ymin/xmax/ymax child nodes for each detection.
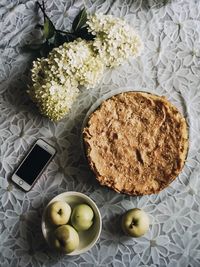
<box><xmin>83</xmin><ymin>92</ymin><xmax>188</xmax><ymax>195</ymax></box>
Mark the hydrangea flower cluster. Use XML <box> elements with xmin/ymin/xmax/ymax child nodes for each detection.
<box><xmin>87</xmin><ymin>14</ymin><xmax>143</xmax><ymax>67</ymax></box>
<box><xmin>28</xmin><ymin>39</ymin><xmax>104</xmax><ymax>121</ymax></box>
<box><xmin>28</xmin><ymin>14</ymin><xmax>143</xmax><ymax>121</ymax></box>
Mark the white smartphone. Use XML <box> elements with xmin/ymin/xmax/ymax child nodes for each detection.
<box><xmin>11</xmin><ymin>139</ymin><xmax>56</xmax><ymax>192</ymax></box>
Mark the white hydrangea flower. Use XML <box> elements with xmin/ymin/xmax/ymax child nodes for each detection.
<box><xmin>87</xmin><ymin>14</ymin><xmax>143</xmax><ymax>67</ymax></box>
<box><xmin>47</xmin><ymin>39</ymin><xmax>104</xmax><ymax>88</ymax></box>
<box><xmin>28</xmin><ymin>78</ymin><xmax>79</xmax><ymax>121</ymax></box>
<box><xmin>28</xmin><ymin>16</ymin><xmax>143</xmax><ymax>121</ymax></box>
<box><xmin>75</xmin><ymin>54</ymin><xmax>105</xmax><ymax>88</ymax></box>
<box><xmin>28</xmin><ymin>39</ymin><xmax>104</xmax><ymax>121</ymax></box>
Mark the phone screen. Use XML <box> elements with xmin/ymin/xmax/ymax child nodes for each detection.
<box><xmin>16</xmin><ymin>144</ymin><xmax>52</xmax><ymax>185</ymax></box>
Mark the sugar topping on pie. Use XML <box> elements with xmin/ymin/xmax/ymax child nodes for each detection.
<box><xmin>83</xmin><ymin>91</ymin><xmax>188</xmax><ymax>195</ymax></box>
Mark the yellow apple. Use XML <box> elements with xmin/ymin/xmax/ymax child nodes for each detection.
<box><xmin>71</xmin><ymin>204</ymin><xmax>94</xmax><ymax>231</ymax></box>
<box><xmin>51</xmin><ymin>225</ymin><xmax>79</xmax><ymax>253</ymax></box>
<box><xmin>121</xmin><ymin>208</ymin><xmax>149</xmax><ymax>237</ymax></box>
<box><xmin>48</xmin><ymin>201</ymin><xmax>71</xmax><ymax>226</ymax></box>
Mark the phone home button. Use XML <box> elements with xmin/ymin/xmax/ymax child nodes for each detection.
<box><xmin>19</xmin><ymin>180</ymin><xmax>23</xmax><ymax>185</ymax></box>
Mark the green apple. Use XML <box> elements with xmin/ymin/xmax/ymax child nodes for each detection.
<box><xmin>48</xmin><ymin>201</ymin><xmax>71</xmax><ymax>226</ymax></box>
<box><xmin>51</xmin><ymin>225</ymin><xmax>79</xmax><ymax>253</ymax></box>
<box><xmin>121</xmin><ymin>208</ymin><xmax>149</xmax><ymax>237</ymax></box>
<box><xmin>71</xmin><ymin>204</ymin><xmax>94</xmax><ymax>231</ymax></box>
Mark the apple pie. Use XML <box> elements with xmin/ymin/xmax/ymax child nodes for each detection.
<box><xmin>83</xmin><ymin>91</ymin><xmax>188</xmax><ymax>195</ymax></box>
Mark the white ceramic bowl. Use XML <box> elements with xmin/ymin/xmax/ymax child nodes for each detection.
<box><xmin>41</xmin><ymin>191</ymin><xmax>102</xmax><ymax>255</ymax></box>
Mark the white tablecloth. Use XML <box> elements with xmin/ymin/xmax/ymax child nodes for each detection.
<box><xmin>1</xmin><ymin>0</ymin><xmax>200</xmax><ymax>266</ymax></box>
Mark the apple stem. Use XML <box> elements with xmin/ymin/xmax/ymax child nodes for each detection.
<box><xmin>59</xmin><ymin>239</ymin><xmax>65</xmax><ymax>247</ymax></box>
<box><xmin>130</xmin><ymin>219</ymin><xmax>138</xmax><ymax>228</ymax></box>
<box><xmin>58</xmin><ymin>209</ymin><xmax>62</xmax><ymax>215</ymax></box>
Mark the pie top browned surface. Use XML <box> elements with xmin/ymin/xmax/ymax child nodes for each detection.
<box><xmin>83</xmin><ymin>92</ymin><xmax>188</xmax><ymax>195</ymax></box>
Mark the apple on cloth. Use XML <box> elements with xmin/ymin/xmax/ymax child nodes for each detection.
<box><xmin>121</xmin><ymin>208</ymin><xmax>149</xmax><ymax>237</ymax></box>
<box><xmin>48</xmin><ymin>201</ymin><xmax>71</xmax><ymax>226</ymax></box>
<box><xmin>51</xmin><ymin>225</ymin><xmax>79</xmax><ymax>253</ymax></box>
<box><xmin>71</xmin><ymin>204</ymin><xmax>94</xmax><ymax>231</ymax></box>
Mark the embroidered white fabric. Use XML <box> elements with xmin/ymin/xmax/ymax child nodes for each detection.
<box><xmin>0</xmin><ymin>0</ymin><xmax>200</xmax><ymax>266</ymax></box>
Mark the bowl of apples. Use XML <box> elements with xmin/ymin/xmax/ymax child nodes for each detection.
<box><xmin>42</xmin><ymin>192</ymin><xmax>102</xmax><ymax>255</ymax></box>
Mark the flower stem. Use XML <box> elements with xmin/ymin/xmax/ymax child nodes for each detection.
<box><xmin>36</xmin><ymin>1</ymin><xmax>49</xmax><ymax>21</ymax></box>
<box><xmin>36</xmin><ymin>1</ymin><xmax>71</xmax><ymax>35</ymax></box>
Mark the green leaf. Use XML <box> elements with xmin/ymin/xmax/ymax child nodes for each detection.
<box><xmin>39</xmin><ymin>41</ymin><xmax>53</xmax><ymax>57</ymax></box>
<box><xmin>74</xmin><ymin>26</ymin><xmax>95</xmax><ymax>41</ymax></box>
<box><xmin>44</xmin><ymin>17</ymin><xmax>55</xmax><ymax>39</ymax></box>
<box><xmin>54</xmin><ymin>32</ymin><xmax>76</xmax><ymax>46</ymax></box>
<box><xmin>72</xmin><ymin>8</ymin><xmax>87</xmax><ymax>32</ymax></box>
